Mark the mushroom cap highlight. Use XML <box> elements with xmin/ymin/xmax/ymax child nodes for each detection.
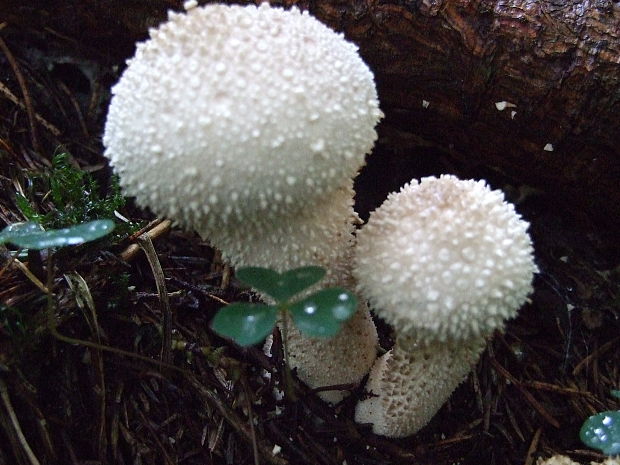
<box><xmin>103</xmin><ymin>3</ymin><xmax>382</xmax><ymax>232</ymax></box>
<box><xmin>354</xmin><ymin>175</ymin><xmax>537</xmax><ymax>344</ymax></box>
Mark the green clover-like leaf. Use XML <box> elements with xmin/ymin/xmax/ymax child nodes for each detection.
<box><xmin>0</xmin><ymin>220</ymin><xmax>115</xmax><ymax>250</ymax></box>
<box><xmin>211</xmin><ymin>303</ymin><xmax>277</xmax><ymax>346</ymax></box>
<box><xmin>236</xmin><ymin>266</ymin><xmax>325</xmax><ymax>302</ymax></box>
<box><xmin>289</xmin><ymin>288</ymin><xmax>357</xmax><ymax>338</ymax></box>
<box><xmin>580</xmin><ymin>410</ymin><xmax>620</xmax><ymax>455</ymax></box>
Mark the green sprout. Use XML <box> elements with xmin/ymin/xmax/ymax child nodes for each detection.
<box><xmin>580</xmin><ymin>390</ymin><xmax>620</xmax><ymax>455</ymax></box>
<box><xmin>211</xmin><ymin>266</ymin><xmax>357</xmax><ymax>346</ymax></box>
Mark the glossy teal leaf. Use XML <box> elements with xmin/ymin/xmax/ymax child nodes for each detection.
<box><xmin>211</xmin><ymin>303</ymin><xmax>277</xmax><ymax>346</ymax></box>
<box><xmin>289</xmin><ymin>288</ymin><xmax>357</xmax><ymax>338</ymax></box>
<box><xmin>580</xmin><ymin>410</ymin><xmax>620</xmax><ymax>455</ymax></box>
<box><xmin>236</xmin><ymin>266</ymin><xmax>325</xmax><ymax>302</ymax></box>
<box><xmin>0</xmin><ymin>222</ymin><xmax>42</xmax><ymax>239</ymax></box>
<box><xmin>0</xmin><ymin>220</ymin><xmax>114</xmax><ymax>250</ymax></box>
<box><xmin>611</xmin><ymin>390</ymin><xmax>620</xmax><ymax>399</ymax></box>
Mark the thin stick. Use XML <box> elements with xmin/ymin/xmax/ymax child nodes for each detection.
<box><xmin>137</xmin><ymin>234</ymin><xmax>172</xmax><ymax>364</ymax></box>
<box><xmin>279</xmin><ymin>311</ymin><xmax>297</xmax><ymax>402</ymax></box>
<box><xmin>0</xmin><ymin>379</ymin><xmax>42</xmax><ymax>465</ymax></box>
<box><xmin>241</xmin><ymin>379</ymin><xmax>261</xmax><ymax>465</ymax></box>
<box><xmin>572</xmin><ymin>337</ymin><xmax>620</xmax><ymax>376</ymax></box>
<box><xmin>64</xmin><ymin>272</ymin><xmax>107</xmax><ymax>461</ymax></box>
<box><xmin>220</xmin><ymin>263</ymin><xmax>231</xmax><ymax>290</ymax></box>
<box><xmin>0</xmin><ymin>82</ymin><xmax>61</xmax><ymax>136</ymax></box>
<box><xmin>521</xmin><ymin>380</ymin><xmax>596</xmax><ymax>399</ymax></box>
<box><xmin>523</xmin><ymin>427</ymin><xmax>542</xmax><ymax>465</ymax></box>
<box><xmin>490</xmin><ymin>358</ymin><xmax>560</xmax><ymax>428</ymax></box>
<box><xmin>0</xmin><ymin>33</ymin><xmax>41</xmax><ymax>154</ymax></box>
<box><xmin>119</xmin><ymin>219</ymin><xmax>171</xmax><ymax>262</ymax></box>
<box><xmin>8</xmin><ymin>255</ymin><xmax>49</xmax><ymax>294</ymax></box>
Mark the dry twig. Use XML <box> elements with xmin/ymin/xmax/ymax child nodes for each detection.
<box><xmin>0</xmin><ymin>31</ymin><xmax>41</xmax><ymax>154</ymax></box>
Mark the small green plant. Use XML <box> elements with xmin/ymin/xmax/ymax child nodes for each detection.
<box><xmin>0</xmin><ymin>220</ymin><xmax>115</xmax><ymax>250</ymax></box>
<box><xmin>579</xmin><ymin>390</ymin><xmax>620</xmax><ymax>455</ymax></box>
<box><xmin>211</xmin><ymin>266</ymin><xmax>357</xmax><ymax>346</ymax></box>
<box><xmin>17</xmin><ymin>152</ymin><xmax>125</xmax><ymax>228</ymax></box>
<box><xmin>14</xmin><ymin>152</ymin><xmax>137</xmax><ymax>241</ymax></box>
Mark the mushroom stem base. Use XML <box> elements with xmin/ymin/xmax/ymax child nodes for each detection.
<box><xmin>355</xmin><ymin>336</ymin><xmax>487</xmax><ymax>437</ymax></box>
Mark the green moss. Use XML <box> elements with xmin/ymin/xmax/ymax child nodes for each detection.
<box><xmin>16</xmin><ymin>152</ymin><xmax>138</xmax><ymax>239</ymax></box>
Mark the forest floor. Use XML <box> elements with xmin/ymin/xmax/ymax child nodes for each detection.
<box><xmin>0</xmin><ymin>8</ymin><xmax>619</xmax><ymax>465</ymax></box>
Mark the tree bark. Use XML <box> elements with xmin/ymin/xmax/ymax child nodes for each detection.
<box><xmin>2</xmin><ymin>0</ymin><xmax>619</xmax><ymax>228</ymax></box>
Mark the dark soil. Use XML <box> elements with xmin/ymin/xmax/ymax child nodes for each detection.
<box><xmin>0</xmin><ymin>4</ymin><xmax>618</xmax><ymax>465</ymax></box>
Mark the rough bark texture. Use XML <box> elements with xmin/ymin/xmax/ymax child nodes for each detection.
<box><xmin>2</xmin><ymin>0</ymin><xmax>619</xmax><ymax>229</ymax></box>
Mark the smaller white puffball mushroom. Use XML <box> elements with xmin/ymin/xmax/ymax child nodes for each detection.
<box><xmin>354</xmin><ymin>174</ymin><xmax>538</xmax><ymax>344</ymax></box>
<box><xmin>353</xmin><ymin>175</ymin><xmax>537</xmax><ymax>437</ymax></box>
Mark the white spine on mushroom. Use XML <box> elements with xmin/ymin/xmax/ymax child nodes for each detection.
<box><xmin>354</xmin><ymin>175</ymin><xmax>537</xmax><ymax>437</ymax></box>
<box><xmin>103</xmin><ymin>3</ymin><xmax>381</xmax><ymax>402</ymax></box>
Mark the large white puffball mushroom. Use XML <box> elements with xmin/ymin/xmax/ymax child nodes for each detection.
<box><xmin>354</xmin><ymin>175</ymin><xmax>538</xmax><ymax>344</ymax></box>
<box><xmin>103</xmin><ymin>3</ymin><xmax>381</xmax><ymax>404</ymax></box>
<box><xmin>103</xmin><ymin>2</ymin><xmax>382</xmax><ymax>238</ymax></box>
<box><xmin>353</xmin><ymin>175</ymin><xmax>537</xmax><ymax>437</ymax></box>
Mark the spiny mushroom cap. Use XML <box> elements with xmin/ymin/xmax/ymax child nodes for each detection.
<box><xmin>354</xmin><ymin>175</ymin><xmax>537</xmax><ymax>344</ymax></box>
<box><xmin>103</xmin><ymin>3</ymin><xmax>382</xmax><ymax>232</ymax></box>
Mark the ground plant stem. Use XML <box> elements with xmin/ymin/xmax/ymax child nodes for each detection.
<box><xmin>279</xmin><ymin>308</ymin><xmax>297</xmax><ymax>402</ymax></box>
<box><xmin>0</xmin><ymin>378</ymin><xmax>42</xmax><ymax>465</ymax></box>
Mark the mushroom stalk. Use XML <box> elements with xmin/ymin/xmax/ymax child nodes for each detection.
<box><xmin>355</xmin><ymin>336</ymin><xmax>486</xmax><ymax>437</ymax></box>
<box><xmin>202</xmin><ymin>181</ymin><xmax>378</xmax><ymax>404</ymax></box>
